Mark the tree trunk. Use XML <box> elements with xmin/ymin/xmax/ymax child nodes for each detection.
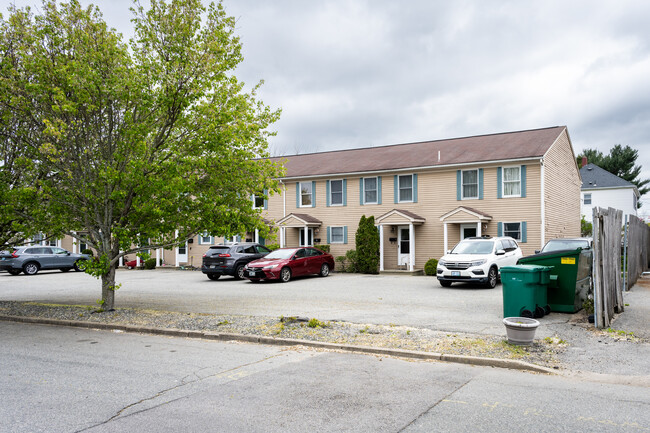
<box><xmin>101</xmin><ymin>264</ymin><xmax>117</xmax><ymax>311</ymax></box>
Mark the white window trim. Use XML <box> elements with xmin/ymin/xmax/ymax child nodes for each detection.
<box><xmin>461</xmin><ymin>169</ymin><xmax>479</xmax><ymax>200</ymax></box>
<box><xmin>299</xmin><ymin>181</ymin><xmax>313</xmax><ymax>208</ymax></box>
<box><xmin>363</xmin><ymin>176</ymin><xmax>379</xmax><ymax>205</ymax></box>
<box><xmin>252</xmin><ymin>194</ymin><xmax>265</xmax><ymax>210</ymax></box>
<box><xmin>329</xmin><ymin>179</ymin><xmax>344</xmax><ymax>207</ymax></box>
<box><xmin>583</xmin><ymin>193</ymin><xmax>592</xmax><ymax>205</ymax></box>
<box><xmin>502</xmin><ymin>165</ymin><xmax>522</xmax><ymax>198</ymax></box>
<box><xmin>397</xmin><ymin>174</ymin><xmax>414</xmax><ymax>203</ymax></box>
<box><xmin>330</xmin><ymin>226</ymin><xmax>345</xmax><ymax>244</ymax></box>
<box><xmin>503</xmin><ymin>222</ymin><xmax>522</xmax><ymax>241</ymax></box>
<box><xmin>198</xmin><ymin>232</ymin><xmax>213</xmax><ymax>245</ymax></box>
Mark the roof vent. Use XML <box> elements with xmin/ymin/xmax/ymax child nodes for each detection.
<box><xmin>587</xmin><ymin>167</ymin><xmax>593</xmax><ymax>171</ymax></box>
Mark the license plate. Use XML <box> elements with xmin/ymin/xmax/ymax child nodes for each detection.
<box><xmin>248</xmin><ymin>271</ymin><xmax>255</xmax><ymax>276</ymax></box>
<box><xmin>451</xmin><ymin>271</ymin><xmax>460</xmax><ymax>277</ymax></box>
<box><xmin>210</xmin><ymin>265</ymin><xmax>215</xmax><ymax>269</ymax></box>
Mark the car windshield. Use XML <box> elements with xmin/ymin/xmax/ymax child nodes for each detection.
<box><xmin>262</xmin><ymin>249</ymin><xmax>296</xmax><ymax>260</ymax></box>
<box><xmin>542</xmin><ymin>239</ymin><xmax>589</xmax><ymax>252</ymax></box>
<box><xmin>451</xmin><ymin>241</ymin><xmax>494</xmax><ymax>255</ymax></box>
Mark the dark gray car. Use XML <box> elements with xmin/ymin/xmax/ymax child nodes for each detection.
<box><xmin>0</xmin><ymin>246</ymin><xmax>90</xmax><ymax>275</ymax></box>
<box><xmin>201</xmin><ymin>243</ymin><xmax>271</xmax><ymax>280</ymax></box>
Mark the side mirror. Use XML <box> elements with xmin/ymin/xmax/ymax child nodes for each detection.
<box><xmin>446</xmin><ymin>250</ymin><xmax>451</xmax><ymax>254</ymax></box>
<box><xmin>534</xmin><ymin>250</ymin><xmax>540</xmax><ymax>254</ymax></box>
<box><xmin>496</xmin><ymin>249</ymin><xmax>506</xmax><ymax>256</ymax></box>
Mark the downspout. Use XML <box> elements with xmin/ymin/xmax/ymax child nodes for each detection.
<box><xmin>539</xmin><ymin>158</ymin><xmax>546</xmax><ymax>250</ymax></box>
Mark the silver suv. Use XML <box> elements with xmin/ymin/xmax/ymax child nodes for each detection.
<box><xmin>0</xmin><ymin>246</ymin><xmax>89</xmax><ymax>275</ymax></box>
<box><xmin>437</xmin><ymin>236</ymin><xmax>522</xmax><ymax>288</ymax></box>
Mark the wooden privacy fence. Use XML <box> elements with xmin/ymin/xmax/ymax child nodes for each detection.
<box><xmin>592</xmin><ymin>207</ymin><xmax>624</xmax><ymax>328</ymax></box>
<box><xmin>625</xmin><ymin>214</ymin><xmax>650</xmax><ymax>289</ymax></box>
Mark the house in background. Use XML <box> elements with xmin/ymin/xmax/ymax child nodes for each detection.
<box><xmin>260</xmin><ymin>125</ymin><xmax>582</xmax><ymax>272</ymax></box>
<box><xmin>579</xmin><ymin>162</ymin><xmax>639</xmax><ymax>223</ymax></box>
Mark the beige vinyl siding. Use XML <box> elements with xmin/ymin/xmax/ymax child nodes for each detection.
<box><xmin>543</xmin><ymin>129</ymin><xmax>581</xmax><ymax>243</ymax></box>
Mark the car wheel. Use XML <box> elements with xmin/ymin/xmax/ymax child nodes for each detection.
<box><xmin>439</xmin><ymin>280</ymin><xmax>452</xmax><ymax>287</ymax></box>
<box><xmin>73</xmin><ymin>260</ymin><xmax>87</xmax><ymax>272</ymax></box>
<box><xmin>23</xmin><ymin>262</ymin><xmax>39</xmax><ymax>276</ymax></box>
<box><xmin>486</xmin><ymin>267</ymin><xmax>498</xmax><ymax>288</ymax></box>
<box><xmin>235</xmin><ymin>264</ymin><xmax>245</xmax><ymax>280</ymax></box>
<box><xmin>319</xmin><ymin>263</ymin><xmax>330</xmax><ymax>277</ymax></box>
<box><xmin>207</xmin><ymin>273</ymin><xmax>221</xmax><ymax>281</ymax></box>
<box><xmin>280</xmin><ymin>267</ymin><xmax>291</xmax><ymax>283</ymax></box>
<box><xmin>7</xmin><ymin>269</ymin><xmax>21</xmax><ymax>276</ymax></box>
<box><xmin>60</xmin><ymin>268</ymin><xmax>71</xmax><ymax>272</ymax></box>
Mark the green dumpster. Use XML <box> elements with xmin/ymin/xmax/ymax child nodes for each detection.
<box><xmin>517</xmin><ymin>248</ymin><xmax>592</xmax><ymax>313</ymax></box>
<box><xmin>501</xmin><ymin>265</ymin><xmax>551</xmax><ymax>318</ymax></box>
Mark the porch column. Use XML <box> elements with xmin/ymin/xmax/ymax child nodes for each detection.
<box><xmin>119</xmin><ymin>253</ymin><xmax>124</xmax><ymax>267</ymax></box>
<box><xmin>379</xmin><ymin>225</ymin><xmax>384</xmax><ymax>271</ymax></box>
<box><xmin>443</xmin><ymin>223</ymin><xmax>448</xmax><ymax>254</ymax></box>
<box><xmin>156</xmin><ymin>248</ymin><xmax>160</xmax><ymax>266</ymax></box>
<box><xmin>409</xmin><ymin>223</ymin><xmax>415</xmax><ymax>272</ymax></box>
<box><xmin>174</xmin><ymin>230</ymin><xmax>179</xmax><ymax>267</ymax></box>
<box><xmin>477</xmin><ymin>221</ymin><xmax>482</xmax><ymax>237</ymax></box>
<box><xmin>303</xmin><ymin>225</ymin><xmax>308</xmax><ymax>246</ymax></box>
<box><xmin>254</xmin><ymin>229</ymin><xmax>259</xmax><ymax>244</ymax></box>
<box><xmin>280</xmin><ymin>226</ymin><xmax>285</xmax><ymax>248</ymax></box>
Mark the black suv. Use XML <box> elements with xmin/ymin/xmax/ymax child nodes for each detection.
<box><xmin>201</xmin><ymin>243</ymin><xmax>272</xmax><ymax>280</ymax></box>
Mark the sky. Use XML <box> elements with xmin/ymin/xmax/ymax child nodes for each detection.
<box><xmin>4</xmin><ymin>0</ymin><xmax>650</xmax><ymax>212</ymax></box>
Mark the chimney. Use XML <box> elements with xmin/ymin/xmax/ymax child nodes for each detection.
<box><xmin>581</xmin><ymin>157</ymin><xmax>588</xmax><ymax>167</ymax></box>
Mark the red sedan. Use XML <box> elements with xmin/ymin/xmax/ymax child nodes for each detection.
<box><xmin>243</xmin><ymin>247</ymin><xmax>335</xmax><ymax>282</ymax></box>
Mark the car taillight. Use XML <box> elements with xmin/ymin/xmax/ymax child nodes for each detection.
<box><xmin>11</xmin><ymin>251</ymin><xmax>19</xmax><ymax>258</ymax></box>
<box><xmin>202</xmin><ymin>253</ymin><xmax>206</xmax><ymax>257</ymax></box>
<box><xmin>218</xmin><ymin>253</ymin><xmax>231</xmax><ymax>258</ymax></box>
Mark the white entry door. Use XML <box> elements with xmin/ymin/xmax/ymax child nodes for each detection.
<box><xmin>460</xmin><ymin>223</ymin><xmax>478</xmax><ymax>239</ymax></box>
<box><xmin>177</xmin><ymin>242</ymin><xmax>188</xmax><ymax>263</ymax></box>
<box><xmin>398</xmin><ymin>226</ymin><xmax>410</xmax><ymax>267</ymax></box>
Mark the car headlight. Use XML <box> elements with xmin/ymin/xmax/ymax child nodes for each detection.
<box><xmin>438</xmin><ymin>260</ymin><xmax>447</xmax><ymax>267</ymax></box>
<box><xmin>263</xmin><ymin>264</ymin><xmax>278</xmax><ymax>269</ymax></box>
<box><xmin>471</xmin><ymin>259</ymin><xmax>486</xmax><ymax>267</ymax></box>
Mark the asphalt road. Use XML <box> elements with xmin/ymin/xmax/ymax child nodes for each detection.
<box><xmin>0</xmin><ymin>269</ymin><xmax>573</xmax><ymax>337</ymax></box>
<box><xmin>2</xmin><ymin>322</ymin><xmax>649</xmax><ymax>433</ymax></box>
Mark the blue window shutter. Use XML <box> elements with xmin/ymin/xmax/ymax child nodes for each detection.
<box><xmin>413</xmin><ymin>174</ymin><xmax>418</xmax><ymax>203</ymax></box>
<box><xmin>344</xmin><ymin>226</ymin><xmax>348</xmax><ymax>244</ymax></box>
<box><xmin>378</xmin><ymin>176</ymin><xmax>382</xmax><ymax>205</ymax></box>
<box><xmin>456</xmin><ymin>170</ymin><xmax>461</xmax><ymax>200</ymax></box>
<box><xmin>497</xmin><ymin>167</ymin><xmax>503</xmax><ymax>199</ymax></box>
<box><xmin>326</xmin><ymin>180</ymin><xmax>331</xmax><ymax>207</ymax></box>
<box><xmin>359</xmin><ymin>178</ymin><xmax>364</xmax><ymax>205</ymax></box>
<box><xmin>522</xmin><ymin>221</ymin><xmax>527</xmax><ymax>243</ymax></box>
<box><xmin>263</xmin><ymin>189</ymin><xmax>268</xmax><ymax>210</ymax></box>
<box><xmin>296</xmin><ymin>183</ymin><xmax>300</xmax><ymax>208</ymax></box>
<box><xmin>478</xmin><ymin>169</ymin><xmax>484</xmax><ymax>200</ymax></box>
<box><xmin>498</xmin><ymin>222</ymin><xmax>503</xmax><ymax>237</ymax></box>
<box><xmin>394</xmin><ymin>175</ymin><xmax>398</xmax><ymax>204</ymax></box>
<box><xmin>343</xmin><ymin>179</ymin><xmax>347</xmax><ymax>206</ymax></box>
<box><xmin>311</xmin><ymin>181</ymin><xmax>316</xmax><ymax>208</ymax></box>
<box><xmin>521</xmin><ymin>165</ymin><xmax>527</xmax><ymax>198</ymax></box>
<box><xmin>327</xmin><ymin>226</ymin><xmax>331</xmax><ymax>244</ymax></box>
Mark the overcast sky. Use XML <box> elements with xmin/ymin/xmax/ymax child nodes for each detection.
<box><xmin>5</xmin><ymin>0</ymin><xmax>650</xmax><ymax>211</ymax></box>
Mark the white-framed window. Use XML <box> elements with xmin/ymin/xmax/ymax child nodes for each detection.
<box><xmin>398</xmin><ymin>174</ymin><xmax>413</xmax><ymax>202</ymax></box>
<box><xmin>330</xmin><ymin>227</ymin><xmax>344</xmax><ymax>243</ymax></box>
<box><xmin>299</xmin><ymin>228</ymin><xmax>313</xmax><ymax>246</ymax></box>
<box><xmin>299</xmin><ymin>181</ymin><xmax>312</xmax><ymax>207</ymax></box>
<box><xmin>253</xmin><ymin>194</ymin><xmax>265</xmax><ymax>209</ymax></box>
<box><xmin>330</xmin><ymin>179</ymin><xmax>344</xmax><ymax>206</ymax></box>
<box><xmin>199</xmin><ymin>232</ymin><xmax>213</xmax><ymax>245</ymax></box>
<box><xmin>363</xmin><ymin>177</ymin><xmax>378</xmax><ymax>204</ymax></box>
<box><xmin>502</xmin><ymin>166</ymin><xmax>521</xmax><ymax>197</ymax></box>
<box><xmin>584</xmin><ymin>193</ymin><xmax>592</xmax><ymax>205</ymax></box>
<box><xmin>503</xmin><ymin>222</ymin><xmax>522</xmax><ymax>241</ymax></box>
<box><xmin>461</xmin><ymin>170</ymin><xmax>478</xmax><ymax>199</ymax></box>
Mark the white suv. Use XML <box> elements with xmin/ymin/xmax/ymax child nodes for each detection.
<box><xmin>436</xmin><ymin>236</ymin><xmax>522</xmax><ymax>288</ymax></box>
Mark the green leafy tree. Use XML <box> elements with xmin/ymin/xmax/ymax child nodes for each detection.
<box><xmin>0</xmin><ymin>0</ymin><xmax>283</xmax><ymax>310</ymax></box>
<box><xmin>355</xmin><ymin>215</ymin><xmax>379</xmax><ymax>274</ymax></box>
<box><xmin>577</xmin><ymin>145</ymin><xmax>649</xmax><ymax>206</ymax></box>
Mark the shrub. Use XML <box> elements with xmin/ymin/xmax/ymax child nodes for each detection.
<box><xmin>344</xmin><ymin>249</ymin><xmax>358</xmax><ymax>273</ymax></box>
<box><xmin>335</xmin><ymin>255</ymin><xmax>346</xmax><ymax>272</ymax></box>
<box><xmin>314</xmin><ymin>244</ymin><xmax>330</xmax><ymax>253</ymax></box>
<box><xmin>144</xmin><ymin>258</ymin><xmax>157</xmax><ymax>270</ymax></box>
<box><xmin>81</xmin><ymin>248</ymin><xmax>94</xmax><ymax>256</ymax></box>
<box><xmin>265</xmin><ymin>243</ymin><xmax>280</xmax><ymax>251</ymax></box>
<box><xmin>355</xmin><ymin>215</ymin><xmax>379</xmax><ymax>274</ymax></box>
<box><xmin>424</xmin><ymin>258</ymin><xmax>438</xmax><ymax>276</ymax></box>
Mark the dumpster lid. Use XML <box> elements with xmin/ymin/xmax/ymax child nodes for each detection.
<box><xmin>501</xmin><ymin>264</ymin><xmax>553</xmax><ymax>273</ymax></box>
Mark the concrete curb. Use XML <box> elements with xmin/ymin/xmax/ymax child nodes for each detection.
<box><xmin>0</xmin><ymin>314</ymin><xmax>556</xmax><ymax>375</ymax></box>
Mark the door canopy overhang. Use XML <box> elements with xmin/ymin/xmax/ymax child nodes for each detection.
<box><xmin>376</xmin><ymin>209</ymin><xmax>426</xmax><ymax>225</ymax></box>
<box><xmin>276</xmin><ymin>213</ymin><xmax>322</xmax><ymax>228</ymax></box>
<box><xmin>439</xmin><ymin>206</ymin><xmax>492</xmax><ymax>223</ymax></box>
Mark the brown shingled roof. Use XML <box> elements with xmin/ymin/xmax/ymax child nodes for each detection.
<box><xmin>271</xmin><ymin>126</ymin><xmax>566</xmax><ymax>178</ymax></box>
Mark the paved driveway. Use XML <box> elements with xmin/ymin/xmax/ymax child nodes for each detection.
<box><xmin>0</xmin><ymin>269</ymin><xmax>572</xmax><ymax>336</ymax></box>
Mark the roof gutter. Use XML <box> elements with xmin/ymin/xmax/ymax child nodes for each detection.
<box><xmin>278</xmin><ymin>156</ymin><xmax>543</xmax><ymax>181</ymax></box>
